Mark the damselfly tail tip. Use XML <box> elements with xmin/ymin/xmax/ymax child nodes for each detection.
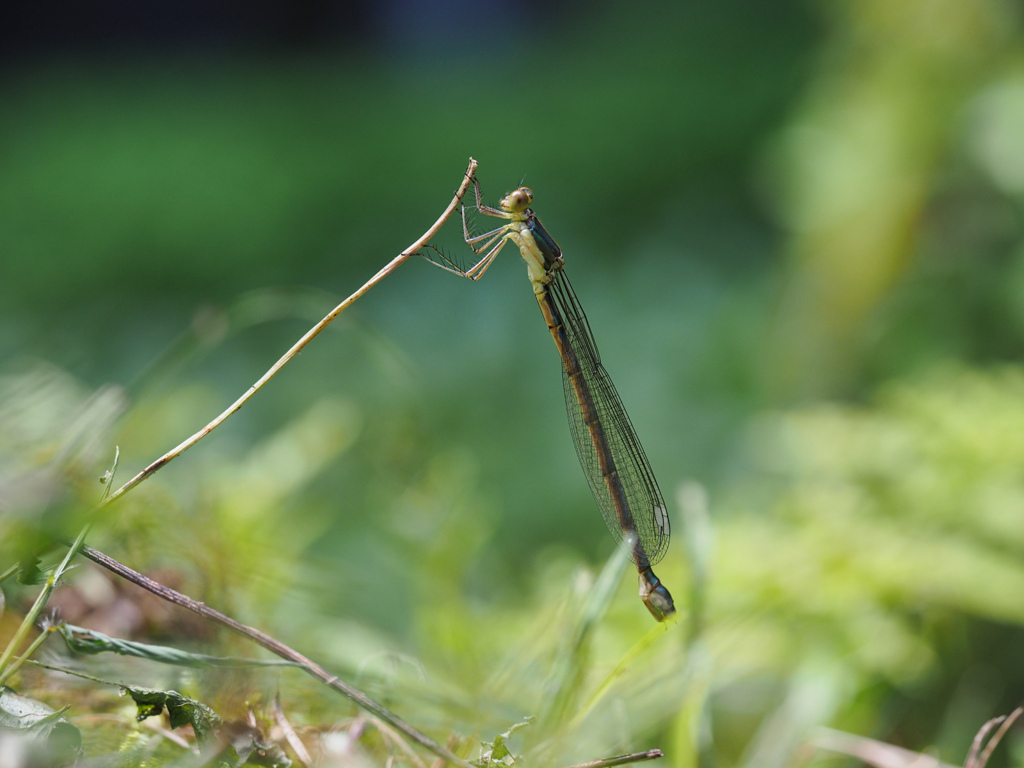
<box><xmin>639</xmin><ymin>568</ymin><xmax>675</xmax><ymax>622</ymax></box>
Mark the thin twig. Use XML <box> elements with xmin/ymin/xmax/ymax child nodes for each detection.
<box><xmin>75</xmin><ymin>542</ymin><xmax>471</xmax><ymax>767</ymax></box>
<box><xmin>559</xmin><ymin>749</ymin><xmax>664</xmax><ymax>768</ymax></box>
<box><xmin>813</xmin><ymin>726</ymin><xmax>955</xmax><ymax>768</ymax></box>
<box><xmin>24</xmin><ymin>657</ymin><xmax>133</xmax><ymax>687</ymax></box>
<box><xmin>966</xmin><ymin>716</ymin><xmax>1003</xmax><ymax>768</ymax></box>
<box><xmin>973</xmin><ymin>706</ymin><xmax>1023</xmax><ymax>768</ymax></box>
<box><xmin>273</xmin><ymin>694</ymin><xmax>313</xmax><ymax>768</ymax></box>
<box><xmin>101</xmin><ymin>158</ymin><xmax>478</xmax><ymax>507</ymax></box>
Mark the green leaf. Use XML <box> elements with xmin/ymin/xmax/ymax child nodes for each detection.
<box><xmin>124</xmin><ymin>685</ymin><xmax>222</xmax><ymax>743</ymax></box>
<box><xmin>0</xmin><ymin>685</ymin><xmax>83</xmax><ymax>765</ymax></box>
<box><xmin>15</xmin><ymin>558</ymin><xmax>46</xmax><ymax>586</ymax></box>
<box><xmin>60</xmin><ymin>623</ymin><xmax>302</xmax><ymax>668</ymax></box>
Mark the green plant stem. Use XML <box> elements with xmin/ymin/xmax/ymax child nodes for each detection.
<box><xmin>0</xmin><ymin>625</ymin><xmax>59</xmax><ymax>688</ymax></box>
<box><xmin>22</xmin><ymin>658</ymin><xmax>127</xmax><ymax>688</ymax></box>
<box><xmin>0</xmin><ymin>564</ymin><xmax>18</xmax><ymax>584</ymax></box>
<box><xmin>0</xmin><ymin>524</ymin><xmax>91</xmax><ymax>682</ymax></box>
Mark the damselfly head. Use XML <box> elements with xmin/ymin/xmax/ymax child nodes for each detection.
<box><xmin>500</xmin><ymin>186</ymin><xmax>534</xmax><ymax>213</ymax></box>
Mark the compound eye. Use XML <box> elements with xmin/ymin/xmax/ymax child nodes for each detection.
<box><xmin>501</xmin><ymin>187</ymin><xmax>534</xmax><ymax>212</ymax></box>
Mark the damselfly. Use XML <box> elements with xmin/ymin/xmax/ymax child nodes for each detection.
<box><xmin>426</xmin><ymin>178</ymin><xmax>674</xmax><ymax>621</ymax></box>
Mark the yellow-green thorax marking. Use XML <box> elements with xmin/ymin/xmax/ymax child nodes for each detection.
<box><xmin>493</xmin><ymin>186</ymin><xmax>563</xmax><ymax>293</ymax></box>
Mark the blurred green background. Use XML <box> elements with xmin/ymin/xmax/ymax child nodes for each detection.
<box><xmin>5</xmin><ymin>0</ymin><xmax>1024</xmax><ymax>765</ymax></box>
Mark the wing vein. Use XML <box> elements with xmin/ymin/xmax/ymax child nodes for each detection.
<box><xmin>548</xmin><ymin>270</ymin><xmax>670</xmax><ymax>567</ymax></box>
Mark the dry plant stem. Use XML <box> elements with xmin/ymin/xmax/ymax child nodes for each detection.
<box><xmin>813</xmin><ymin>727</ymin><xmax>957</xmax><ymax>768</ymax></box>
<box><xmin>102</xmin><ymin>157</ymin><xmax>479</xmax><ymax>508</ymax></box>
<box><xmin>560</xmin><ymin>749</ymin><xmax>664</xmax><ymax>768</ymax></box>
<box><xmin>76</xmin><ymin>542</ymin><xmax>471</xmax><ymax>768</ymax></box>
<box><xmin>969</xmin><ymin>706</ymin><xmax>1023</xmax><ymax>768</ymax></box>
<box><xmin>273</xmin><ymin>694</ymin><xmax>313</xmax><ymax>768</ymax></box>
<box><xmin>967</xmin><ymin>717</ymin><xmax>1001</xmax><ymax>768</ymax></box>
